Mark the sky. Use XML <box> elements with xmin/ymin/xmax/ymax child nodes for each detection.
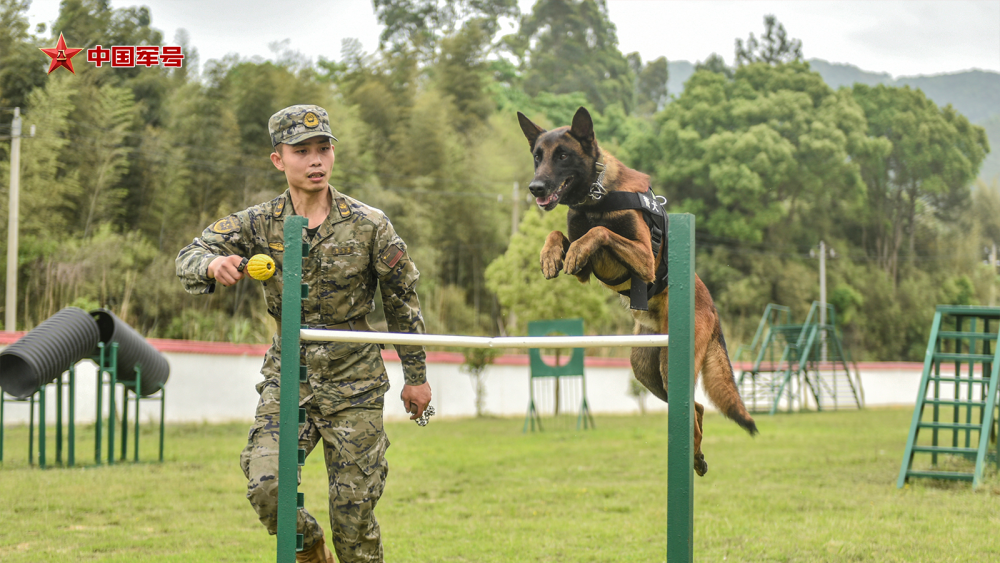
<box><xmin>25</xmin><ymin>0</ymin><xmax>1000</xmax><ymax>79</ymax></box>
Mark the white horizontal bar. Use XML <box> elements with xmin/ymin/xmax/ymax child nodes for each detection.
<box><xmin>300</xmin><ymin>330</ymin><xmax>668</xmax><ymax>349</ymax></box>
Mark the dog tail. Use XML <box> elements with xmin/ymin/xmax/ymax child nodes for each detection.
<box><xmin>702</xmin><ymin>317</ymin><xmax>758</xmax><ymax>436</ymax></box>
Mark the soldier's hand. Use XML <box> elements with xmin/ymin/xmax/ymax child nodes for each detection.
<box><xmin>207</xmin><ymin>255</ymin><xmax>246</xmax><ymax>287</ymax></box>
<box><xmin>401</xmin><ymin>382</ymin><xmax>432</xmax><ymax>420</ymax></box>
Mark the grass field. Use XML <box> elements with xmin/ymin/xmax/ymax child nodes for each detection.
<box><xmin>1</xmin><ymin>407</ymin><xmax>998</xmax><ymax>562</ymax></box>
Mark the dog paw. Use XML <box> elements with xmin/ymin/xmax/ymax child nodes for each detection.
<box><xmin>694</xmin><ymin>454</ymin><xmax>708</xmax><ymax>477</ymax></box>
<box><xmin>563</xmin><ymin>245</ymin><xmax>588</xmax><ymax>275</ymax></box>
<box><xmin>540</xmin><ymin>252</ymin><xmax>564</xmax><ymax>280</ymax></box>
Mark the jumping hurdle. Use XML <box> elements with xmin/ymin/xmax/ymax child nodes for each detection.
<box><xmin>275</xmin><ymin>214</ymin><xmax>697</xmax><ymax>562</ymax></box>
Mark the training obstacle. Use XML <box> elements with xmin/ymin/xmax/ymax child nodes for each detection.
<box><xmin>523</xmin><ymin>318</ymin><xmax>595</xmax><ymax>432</ymax></box>
<box><xmin>0</xmin><ymin>308</ymin><xmax>169</xmax><ymax>467</ymax></box>
<box><xmin>735</xmin><ymin>302</ymin><xmax>864</xmax><ymax>414</ymax></box>
<box><xmin>276</xmin><ymin>214</ymin><xmax>697</xmax><ymax>562</ymax></box>
<box><xmin>898</xmin><ymin>305</ymin><xmax>1000</xmax><ymax>488</ymax></box>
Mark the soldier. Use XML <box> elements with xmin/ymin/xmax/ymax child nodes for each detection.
<box><xmin>176</xmin><ymin>104</ymin><xmax>431</xmax><ymax>563</ymax></box>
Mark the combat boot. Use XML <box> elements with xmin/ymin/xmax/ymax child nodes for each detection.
<box><xmin>296</xmin><ymin>536</ymin><xmax>335</xmax><ymax>563</ymax></box>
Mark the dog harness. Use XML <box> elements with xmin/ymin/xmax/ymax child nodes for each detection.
<box><xmin>587</xmin><ymin>186</ymin><xmax>669</xmax><ymax>311</ymax></box>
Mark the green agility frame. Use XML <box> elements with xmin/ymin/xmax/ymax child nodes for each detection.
<box><xmin>524</xmin><ymin>318</ymin><xmax>595</xmax><ymax>432</ymax></box>
<box><xmin>735</xmin><ymin>302</ymin><xmax>864</xmax><ymax>414</ymax></box>
<box><xmin>275</xmin><ymin>214</ymin><xmax>697</xmax><ymax>562</ymax></box>
<box><xmin>898</xmin><ymin>305</ymin><xmax>1000</xmax><ymax>488</ymax></box>
<box><xmin>0</xmin><ymin>342</ymin><xmax>165</xmax><ymax>468</ymax></box>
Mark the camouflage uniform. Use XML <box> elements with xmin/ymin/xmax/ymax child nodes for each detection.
<box><xmin>176</xmin><ymin>105</ymin><xmax>426</xmax><ymax>562</ymax></box>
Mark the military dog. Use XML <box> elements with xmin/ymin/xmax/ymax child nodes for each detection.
<box><xmin>517</xmin><ymin>107</ymin><xmax>757</xmax><ymax>476</ymax></box>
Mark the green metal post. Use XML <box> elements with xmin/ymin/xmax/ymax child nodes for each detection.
<box><xmin>135</xmin><ymin>367</ymin><xmax>141</xmax><ymax>463</ymax></box>
<box><xmin>952</xmin><ymin>317</ymin><xmax>962</xmax><ymax>450</ymax></box>
<box><xmin>932</xmin><ymin>355</ymin><xmax>940</xmax><ymax>466</ymax></box>
<box><xmin>121</xmin><ymin>383</ymin><xmax>129</xmax><ymax>461</ymax></box>
<box><xmin>667</xmin><ymin>213</ymin><xmax>694</xmax><ymax>562</ymax></box>
<box><xmin>69</xmin><ymin>364</ymin><xmax>75</xmax><ymax>467</ymax></box>
<box><xmin>966</xmin><ymin>319</ymin><xmax>977</xmax><ymax>451</ymax></box>
<box><xmin>898</xmin><ymin>311</ymin><xmax>942</xmax><ymax>487</ymax></box>
<box><xmin>278</xmin><ymin>215</ymin><xmax>307</xmax><ymax>562</ymax></box>
<box><xmin>29</xmin><ymin>394</ymin><xmax>34</xmax><ymax>465</ymax></box>
<box><xmin>159</xmin><ymin>385</ymin><xmax>165</xmax><ymax>462</ymax></box>
<box><xmin>974</xmin><ymin>328</ymin><xmax>1000</xmax><ymax>486</ymax></box>
<box><xmin>39</xmin><ymin>384</ymin><xmax>46</xmax><ymax>469</ymax></box>
<box><xmin>108</xmin><ymin>342</ymin><xmax>118</xmax><ymax>466</ymax></box>
<box><xmin>95</xmin><ymin>343</ymin><xmax>104</xmax><ymax>465</ymax></box>
<box><xmin>56</xmin><ymin>372</ymin><xmax>62</xmax><ymax>465</ymax></box>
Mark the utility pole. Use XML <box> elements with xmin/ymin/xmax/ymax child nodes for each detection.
<box><xmin>811</xmin><ymin>240</ymin><xmax>834</xmax><ymax>363</ymax></box>
<box><xmin>5</xmin><ymin>108</ymin><xmax>22</xmax><ymax>332</ymax></box>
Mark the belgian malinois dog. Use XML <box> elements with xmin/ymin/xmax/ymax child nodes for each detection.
<box><xmin>517</xmin><ymin>107</ymin><xmax>757</xmax><ymax>476</ymax></box>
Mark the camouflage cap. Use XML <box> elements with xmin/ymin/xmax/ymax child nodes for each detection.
<box><xmin>268</xmin><ymin>104</ymin><xmax>338</xmax><ymax>147</ymax></box>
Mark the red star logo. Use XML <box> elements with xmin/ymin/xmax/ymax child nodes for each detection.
<box><xmin>39</xmin><ymin>33</ymin><xmax>83</xmax><ymax>74</ymax></box>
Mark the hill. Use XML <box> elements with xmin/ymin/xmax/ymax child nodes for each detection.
<box><xmin>667</xmin><ymin>59</ymin><xmax>999</xmax><ymax>183</ymax></box>
<box><xmin>807</xmin><ymin>60</ymin><xmax>1000</xmax><ymax>125</ymax></box>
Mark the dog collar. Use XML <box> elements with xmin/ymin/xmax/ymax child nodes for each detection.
<box><xmin>589</xmin><ymin>159</ymin><xmax>608</xmax><ymax>200</ymax></box>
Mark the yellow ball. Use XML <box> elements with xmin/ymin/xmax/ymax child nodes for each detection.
<box><xmin>246</xmin><ymin>254</ymin><xmax>276</xmax><ymax>281</ymax></box>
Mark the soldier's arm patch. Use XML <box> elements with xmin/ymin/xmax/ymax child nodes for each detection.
<box><xmin>210</xmin><ymin>216</ymin><xmax>240</xmax><ymax>234</ymax></box>
<box><xmin>380</xmin><ymin>244</ymin><xmax>404</xmax><ymax>269</ymax></box>
<box><xmin>335</xmin><ymin>197</ymin><xmax>351</xmax><ymax>218</ymax></box>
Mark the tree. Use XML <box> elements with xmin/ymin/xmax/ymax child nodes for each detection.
<box><xmin>628</xmin><ymin>54</ymin><xmax>669</xmax><ymax>116</ymax></box>
<box><xmin>434</xmin><ymin>19</ymin><xmax>496</xmax><ymax>132</ymax></box>
<box><xmin>851</xmin><ymin>84</ymin><xmax>990</xmax><ymax>283</ymax></box>
<box><xmin>373</xmin><ymin>0</ymin><xmax>518</xmax><ymax>58</ymax></box>
<box><xmin>78</xmin><ymin>82</ymin><xmax>138</xmax><ymax>237</ymax></box>
<box><xmin>461</xmin><ymin>347</ymin><xmax>499</xmax><ymax>416</ymax></box>
<box><xmin>735</xmin><ymin>15</ymin><xmax>803</xmax><ymax>66</ymax></box>
<box><xmin>508</xmin><ymin>0</ymin><xmax>634</xmax><ymax>113</ymax></box>
<box><xmin>8</xmin><ymin>74</ymin><xmax>81</xmax><ymax>245</ymax></box>
<box><xmin>639</xmin><ymin>62</ymin><xmax>871</xmax><ymax>244</ymax></box>
<box><xmin>694</xmin><ymin>53</ymin><xmax>733</xmax><ymax>80</ymax></box>
<box><xmin>0</xmin><ymin>0</ymin><xmax>46</xmax><ymax>110</ymax></box>
<box><xmin>0</xmin><ymin>74</ymin><xmax>81</xmax><ymax>328</ymax></box>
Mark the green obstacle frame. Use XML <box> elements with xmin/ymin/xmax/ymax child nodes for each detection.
<box><xmin>735</xmin><ymin>301</ymin><xmax>864</xmax><ymax>414</ymax></box>
<box><xmin>0</xmin><ymin>341</ymin><xmax>166</xmax><ymax>468</ymax></box>
<box><xmin>275</xmin><ymin>214</ymin><xmax>697</xmax><ymax>562</ymax></box>
<box><xmin>898</xmin><ymin>305</ymin><xmax>1000</xmax><ymax>488</ymax></box>
<box><xmin>524</xmin><ymin>318</ymin><xmax>595</xmax><ymax>432</ymax></box>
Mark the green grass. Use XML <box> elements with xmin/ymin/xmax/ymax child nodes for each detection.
<box><xmin>1</xmin><ymin>408</ymin><xmax>998</xmax><ymax>562</ymax></box>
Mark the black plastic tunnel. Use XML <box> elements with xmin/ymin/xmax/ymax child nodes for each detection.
<box><xmin>90</xmin><ymin>309</ymin><xmax>170</xmax><ymax>397</ymax></box>
<box><xmin>0</xmin><ymin>306</ymin><xmax>101</xmax><ymax>399</ymax></box>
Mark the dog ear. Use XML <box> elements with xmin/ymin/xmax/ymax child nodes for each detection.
<box><xmin>570</xmin><ymin>107</ymin><xmax>595</xmax><ymax>146</ymax></box>
<box><xmin>517</xmin><ymin>112</ymin><xmax>546</xmax><ymax>150</ymax></box>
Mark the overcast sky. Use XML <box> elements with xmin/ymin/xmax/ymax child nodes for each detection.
<box><xmin>26</xmin><ymin>0</ymin><xmax>1000</xmax><ymax>79</ymax></box>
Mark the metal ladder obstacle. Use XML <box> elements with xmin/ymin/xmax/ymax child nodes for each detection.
<box><xmin>524</xmin><ymin>318</ymin><xmax>595</xmax><ymax>432</ymax></box>
<box><xmin>275</xmin><ymin>214</ymin><xmax>699</xmax><ymax>562</ymax></box>
<box><xmin>736</xmin><ymin>301</ymin><xmax>863</xmax><ymax>414</ymax></box>
<box><xmin>898</xmin><ymin>305</ymin><xmax>1000</xmax><ymax>488</ymax></box>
